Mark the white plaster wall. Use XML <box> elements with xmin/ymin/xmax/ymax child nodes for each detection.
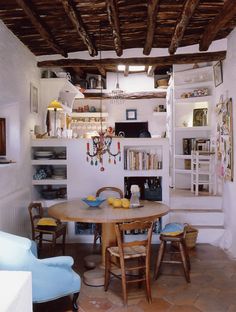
<box><xmin>213</xmin><ymin>28</ymin><xmax>236</xmax><ymax>258</ymax></box>
<box><xmin>0</xmin><ymin>21</ymin><xmax>41</xmax><ymax>237</ymax></box>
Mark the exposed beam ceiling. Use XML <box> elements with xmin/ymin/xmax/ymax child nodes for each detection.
<box><xmin>200</xmin><ymin>0</ymin><xmax>236</xmax><ymax>51</ymax></box>
<box><xmin>38</xmin><ymin>51</ymin><xmax>226</xmax><ymax>69</ymax></box>
<box><xmin>169</xmin><ymin>0</ymin><xmax>200</xmax><ymax>55</ymax></box>
<box><xmin>143</xmin><ymin>0</ymin><xmax>160</xmax><ymax>56</ymax></box>
<box><xmin>15</xmin><ymin>0</ymin><xmax>67</xmax><ymax>57</ymax></box>
<box><xmin>60</xmin><ymin>0</ymin><xmax>97</xmax><ymax>56</ymax></box>
<box><xmin>106</xmin><ymin>0</ymin><xmax>123</xmax><ymax>57</ymax></box>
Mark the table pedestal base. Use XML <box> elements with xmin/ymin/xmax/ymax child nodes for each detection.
<box><xmin>84</xmin><ymin>254</ymin><xmax>102</xmax><ymax>269</ymax></box>
<box><xmin>83</xmin><ymin>268</ymin><xmax>105</xmax><ymax>287</ymax></box>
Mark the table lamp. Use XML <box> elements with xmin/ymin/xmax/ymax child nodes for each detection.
<box><xmin>47</xmin><ymin>100</ymin><xmax>63</xmax><ymax>137</ymax></box>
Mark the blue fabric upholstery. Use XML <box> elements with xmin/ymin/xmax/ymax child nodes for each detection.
<box><xmin>161</xmin><ymin>223</ymin><xmax>184</xmax><ymax>236</ymax></box>
<box><xmin>0</xmin><ymin>231</ymin><xmax>81</xmax><ymax>303</ymax></box>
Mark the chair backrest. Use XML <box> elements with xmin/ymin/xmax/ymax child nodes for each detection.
<box><xmin>28</xmin><ymin>202</ymin><xmax>44</xmax><ymax>239</ymax></box>
<box><xmin>96</xmin><ymin>187</ymin><xmax>123</xmax><ymax>198</ymax></box>
<box><xmin>115</xmin><ymin>220</ymin><xmax>154</xmax><ymax>258</ymax></box>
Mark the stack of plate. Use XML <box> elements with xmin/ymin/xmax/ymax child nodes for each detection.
<box><xmin>52</xmin><ymin>166</ymin><xmax>66</xmax><ymax>179</ymax></box>
<box><xmin>35</xmin><ymin>150</ymin><xmax>54</xmax><ymax>159</ymax></box>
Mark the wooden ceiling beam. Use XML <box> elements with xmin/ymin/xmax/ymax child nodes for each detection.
<box><xmin>106</xmin><ymin>0</ymin><xmax>123</xmax><ymax>56</ymax></box>
<box><xmin>84</xmin><ymin>91</ymin><xmax>166</xmax><ymax>99</ymax></box>
<box><xmin>15</xmin><ymin>0</ymin><xmax>67</xmax><ymax>57</ymax></box>
<box><xmin>96</xmin><ymin>64</ymin><xmax>106</xmax><ymax>77</ymax></box>
<box><xmin>169</xmin><ymin>0</ymin><xmax>200</xmax><ymax>55</ymax></box>
<box><xmin>60</xmin><ymin>0</ymin><xmax>97</xmax><ymax>56</ymax></box>
<box><xmin>143</xmin><ymin>0</ymin><xmax>160</xmax><ymax>55</ymax></box>
<box><xmin>38</xmin><ymin>51</ymin><xmax>226</xmax><ymax>68</ymax></box>
<box><xmin>200</xmin><ymin>0</ymin><xmax>236</xmax><ymax>51</ymax></box>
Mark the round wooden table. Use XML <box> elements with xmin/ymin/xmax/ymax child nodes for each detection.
<box><xmin>48</xmin><ymin>199</ymin><xmax>169</xmax><ymax>286</ymax></box>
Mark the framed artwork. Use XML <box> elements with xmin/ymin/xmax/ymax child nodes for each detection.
<box><xmin>30</xmin><ymin>83</ymin><xmax>39</xmax><ymax>113</ymax></box>
<box><xmin>193</xmin><ymin>108</ymin><xmax>208</xmax><ymax>126</ymax></box>
<box><xmin>213</xmin><ymin>61</ymin><xmax>223</xmax><ymax>87</ymax></box>
<box><xmin>216</xmin><ymin>97</ymin><xmax>233</xmax><ymax>181</ymax></box>
<box><xmin>126</xmin><ymin>109</ymin><xmax>137</xmax><ymax>120</ymax></box>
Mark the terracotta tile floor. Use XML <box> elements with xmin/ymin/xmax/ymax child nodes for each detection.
<box><xmin>35</xmin><ymin>243</ymin><xmax>236</xmax><ymax>312</ymax></box>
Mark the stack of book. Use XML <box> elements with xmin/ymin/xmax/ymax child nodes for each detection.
<box><xmin>124</xmin><ymin>149</ymin><xmax>162</xmax><ymax>170</ymax></box>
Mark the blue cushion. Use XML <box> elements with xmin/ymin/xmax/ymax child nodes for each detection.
<box><xmin>161</xmin><ymin>223</ymin><xmax>184</xmax><ymax>236</ymax></box>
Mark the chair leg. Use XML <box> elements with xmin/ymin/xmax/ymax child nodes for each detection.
<box><xmin>154</xmin><ymin>240</ymin><xmax>166</xmax><ymax>280</ymax></box>
<box><xmin>120</xmin><ymin>258</ymin><xmax>128</xmax><ymax>306</ymax></box>
<box><xmin>52</xmin><ymin>234</ymin><xmax>57</xmax><ymax>256</ymax></box>
<box><xmin>145</xmin><ymin>257</ymin><xmax>152</xmax><ymax>303</ymax></box>
<box><xmin>104</xmin><ymin>249</ymin><xmax>111</xmax><ymax>291</ymax></box>
<box><xmin>62</xmin><ymin>230</ymin><xmax>66</xmax><ymax>255</ymax></box>
<box><xmin>183</xmin><ymin>240</ymin><xmax>191</xmax><ymax>271</ymax></box>
<box><xmin>38</xmin><ymin>233</ymin><xmax>43</xmax><ymax>258</ymax></box>
<box><xmin>138</xmin><ymin>257</ymin><xmax>144</xmax><ymax>289</ymax></box>
<box><xmin>72</xmin><ymin>292</ymin><xmax>80</xmax><ymax>311</ymax></box>
<box><xmin>179</xmin><ymin>242</ymin><xmax>190</xmax><ymax>283</ymax></box>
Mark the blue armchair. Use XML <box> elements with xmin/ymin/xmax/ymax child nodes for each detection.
<box><xmin>0</xmin><ymin>231</ymin><xmax>81</xmax><ymax>311</ymax></box>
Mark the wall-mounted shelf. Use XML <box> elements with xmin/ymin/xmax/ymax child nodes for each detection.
<box><xmin>32</xmin><ymin>179</ymin><xmax>67</xmax><ymax>185</ymax></box>
<box><xmin>175</xmin><ymin>126</ymin><xmax>211</xmax><ymax>132</ymax></box>
<box><xmin>153</xmin><ymin>112</ymin><xmax>167</xmax><ymax>117</ymax></box>
<box><xmin>175</xmin><ymin>96</ymin><xmax>212</xmax><ymax>104</ymax></box>
<box><xmin>71</xmin><ymin>112</ymin><xmax>108</xmax><ymax>118</ymax></box>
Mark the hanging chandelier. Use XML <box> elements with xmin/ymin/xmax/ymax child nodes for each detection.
<box><xmin>110</xmin><ymin>70</ymin><xmax>125</xmax><ymax>104</ymax></box>
<box><xmin>86</xmin><ymin>23</ymin><xmax>121</xmax><ymax>171</ymax></box>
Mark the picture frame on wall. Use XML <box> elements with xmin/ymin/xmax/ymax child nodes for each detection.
<box><xmin>213</xmin><ymin>61</ymin><xmax>223</xmax><ymax>87</ymax></box>
<box><xmin>126</xmin><ymin>109</ymin><xmax>137</xmax><ymax>120</ymax></box>
<box><xmin>30</xmin><ymin>83</ymin><xmax>39</xmax><ymax>113</ymax></box>
<box><xmin>193</xmin><ymin>108</ymin><xmax>208</xmax><ymax>126</ymax></box>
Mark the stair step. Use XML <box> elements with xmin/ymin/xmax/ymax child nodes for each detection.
<box><xmin>170</xmin><ymin>208</ymin><xmax>222</xmax><ymax>213</ymax></box>
<box><xmin>169</xmin><ymin>211</ymin><xmax>224</xmax><ymax>226</ymax></box>
<box><xmin>196</xmin><ymin>227</ymin><xmax>225</xmax><ymax>244</ymax></box>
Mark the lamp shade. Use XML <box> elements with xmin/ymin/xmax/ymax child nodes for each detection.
<box><xmin>47</xmin><ymin>100</ymin><xmax>63</xmax><ymax>111</ymax></box>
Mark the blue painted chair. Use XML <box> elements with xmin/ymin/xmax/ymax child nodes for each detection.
<box><xmin>0</xmin><ymin>231</ymin><xmax>81</xmax><ymax>311</ymax></box>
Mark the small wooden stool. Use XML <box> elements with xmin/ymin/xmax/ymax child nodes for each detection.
<box><xmin>154</xmin><ymin>232</ymin><xmax>191</xmax><ymax>282</ymax></box>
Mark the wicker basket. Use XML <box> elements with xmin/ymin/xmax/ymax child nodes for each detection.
<box><xmin>184</xmin><ymin>225</ymin><xmax>198</xmax><ymax>249</ymax></box>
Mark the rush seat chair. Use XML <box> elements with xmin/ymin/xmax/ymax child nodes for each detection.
<box><xmin>104</xmin><ymin>220</ymin><xmax>154</xmax><ymax>305</ymax></box>
<box><xmin>28</xmin><ymin>202</ymin><xmax>67</xmax><ymax>256</ymax></box>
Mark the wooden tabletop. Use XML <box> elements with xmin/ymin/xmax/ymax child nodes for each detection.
<box><xmin>48</xmin><ymin>199</ymin><xmax>169</xmax><ymax>223</ymax></box>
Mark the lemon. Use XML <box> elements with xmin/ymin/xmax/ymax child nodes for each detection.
<box><xmin>121</xmin><ymin>198</ymin><xmax>130</xmax><ymax>209</ymax></box>
<box><xmin>87</xmin><ymin>195</ymin><xmax>96</xmax><ymax>201</ymax></box>
<box><xmin>107</xmin><ymin>197</ymin><xmax>115</xmax><ymax>205</ymax></box>
<box><xmin>113</xmin><ymin>198</ymin><xmax>122</xmax><ymax>208</ymax></box>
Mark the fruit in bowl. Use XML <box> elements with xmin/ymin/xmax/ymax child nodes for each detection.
<box><xmin>87</xmin><ymin>195</ymin><xmax>96</xmax><ymax>201</ymax></box>
<box><xmin>113</xmin><ymin>198</ymin><xmax>122</xmax><ymax>208</ymax></box>
<box><xmin>121</xmin><ymin>198</ymin><xmax>130</xmax><ymax>209</ymax></box>
<box><xmin>107</xmin><ymin>197</ymin><xmax>115</xmax><ymax>205</ymax></box>
<box><xmin>82</xmin><ymin>197</ymin><xmax>106</xmax><ymax>207</ymax></box>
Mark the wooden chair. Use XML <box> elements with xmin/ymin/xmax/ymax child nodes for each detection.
<box><xmin>104</xmin><ymin>220</ymin><xmax>154</xmax><ymax>305</ymax></box>
<box><xmin>28</xmin><ymin>202</ymin><xmax>67</xmax><ymax>257</ymax></box>
<box><xmin>93</xmin><ymin>187</ymin><xmax>123</xmax><ymax>248</ymax></box>
<box><xmin>154</xmin><ymin>227</ymin><xmax>191</xmax><ymax>283</ymax></box>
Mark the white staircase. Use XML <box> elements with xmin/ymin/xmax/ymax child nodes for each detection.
<box><xmin>169</xmin><ymin>189</ymin><xmax>224</xmax><ymax>244</ymax></box>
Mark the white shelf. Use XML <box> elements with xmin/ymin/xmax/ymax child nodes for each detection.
<box><xmin>175</xmin><ymin>154</ymin><xmax>192</xmax><ymax>160</ymax></box>
<box><xmin>153</xmin><ymin>112</ymin><xmax>167</xmax><ymax>116</ymax></box>
<box><xmin>124</xmin><ymin>169</ymin><xmax>163</xmax><ymax>176</ymax></box>
<box><xmin>32</xmin><ymin>179</ymin><xmax>67</xmax><ymax>185</ymax></box>
<box><xmin>175</xmin><ymin>81</ymin><xmax>213</xmax><ymax>89</ymax></box>
<box><xmin>175</xmin><ymin>126</ymin><xmax>211</xmax><ymax>131</ymax></box>
<box><xmin>175</xmin><ymin>169</ymin><xmax>192</xmax><ymax>174</ymax></box>
<box><xmin>175</xmin><ymin>96</ymin><xmax>212</xmax><ymax>104</ymax></box>
<box><xmin>71</xmin><ymin>112</ymin><xmax>108</xmax><ymax>118</ymax></box>
<box><xmin>32</xmin><ymin>159</ymin><xmax>67</xmax><ymax>165</ymax></box>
